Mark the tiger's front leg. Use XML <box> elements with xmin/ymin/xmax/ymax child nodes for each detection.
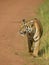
<box><xmin>33</xmin><ymin>40</ymin><xmax>40</xmax><ymax>57</ymax></box>
<box><xmin>28</xmin><ymin>39</ymin><xmax>33</xmax><ymax>53</ymax></box>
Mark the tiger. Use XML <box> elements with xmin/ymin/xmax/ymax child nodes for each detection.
<box><xmin>19</xmin><ymin>18</ymin><xmax>43</xmax><ymax>57</ymax></box>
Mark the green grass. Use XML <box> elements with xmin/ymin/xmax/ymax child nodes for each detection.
<box><xmin>37</xmin><ymin>0</ymin><xmax>49</xmax><ymax>58</ymax></box>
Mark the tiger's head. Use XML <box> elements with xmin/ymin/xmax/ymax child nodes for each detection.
<box><xmin>19</xmin><ymin>19</ymin><xmax>36</xmax><ymax>36</ymax></box>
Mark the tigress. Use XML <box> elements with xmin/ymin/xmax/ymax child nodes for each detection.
<box><xmin>19</xmin><ymin>18</ymin><xmax>43</xmax><ymax>57</ymax></box>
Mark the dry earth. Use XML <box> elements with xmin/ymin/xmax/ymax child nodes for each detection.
<box><xmin>0</xmin><ymin>0</ymin><xmax>44</xmax><ymax>65</ymax></box>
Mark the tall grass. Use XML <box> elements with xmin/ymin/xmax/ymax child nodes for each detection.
<box><xmin>37</xmin><ymin>0</ymin><xmax>49</xmax><ymax>58</ymax></box>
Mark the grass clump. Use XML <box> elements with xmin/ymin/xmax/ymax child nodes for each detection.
<box><xmin>37</xmin><ymin>0</ymin><xmax>49</xmax><ymax>59</ymax></box>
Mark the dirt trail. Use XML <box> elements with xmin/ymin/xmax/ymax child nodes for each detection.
<box><xmin>0</xmin><ymin>0</ymin><xmax>44</xmax><ymax>65</ymax></box>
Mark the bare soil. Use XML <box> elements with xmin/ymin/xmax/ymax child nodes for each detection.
<box><xmin>0</xmin><ymin>0</ymin><xmax>44</xmax><ymax>65</ymax></box>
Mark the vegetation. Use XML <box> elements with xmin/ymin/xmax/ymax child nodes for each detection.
<box><xmin>37</xmin><ymin>0</ymin><xmax>49</xmax><ymax>59</ymax></box>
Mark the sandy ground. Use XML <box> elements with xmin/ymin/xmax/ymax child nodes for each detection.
<box><xmin>0</xmin><ymin>0</ymin><xmax>44</xmax><ymax>65</ymax></box>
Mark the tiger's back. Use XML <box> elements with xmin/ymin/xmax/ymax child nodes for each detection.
<box><xmin>33</xmin><ymin>18</ymin><xmax>43</xmax><ymax>41</ymax></box>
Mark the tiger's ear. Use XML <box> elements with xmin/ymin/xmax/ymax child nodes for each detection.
<box><xmin>22</xmin><ymin>19</ymin><xmax>26</xmax><ymax>25</ymax></box>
